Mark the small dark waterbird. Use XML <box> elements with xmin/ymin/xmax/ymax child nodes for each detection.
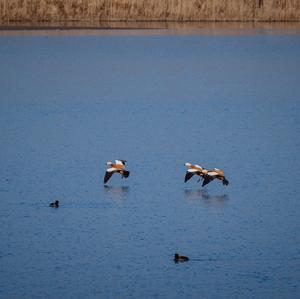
<box><xmin>104</xmin><ymin>160</ymin><xmax>130</xmax><ymax>184</ymax></box>
<box><xmin>174</xmin><ymin>253</ymin><xmax>189</xmax><ymax>262</ymax></box>
<box><xmin>49</xmin><ymin>200</ymin><xmax>59</xmax><ymax>208</ymax></box>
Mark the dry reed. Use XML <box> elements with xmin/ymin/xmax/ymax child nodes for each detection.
<box><xmin>0</xmin><ymin>0</ymin><xmax>299</xmax><ymax>23</ymax></box>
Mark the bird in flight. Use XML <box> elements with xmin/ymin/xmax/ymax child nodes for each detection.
<box><xmin>202</xmin><ymin>168</ymin><xmax>229</xmax><ymax>187</ymax></box>
<box><xmin>184</xmin><ymin>162</ymin><xmax>206</xmax><ymax>183</ymax></box>
<box><xmin>184</xmin><ymin>162</ymin><xmax>229</xmax><ymax>187</ymax></box>
<box><xmin>104</xmin><ymin>160</ymin><xmax>130</xmax><ymax>184</ymax></box>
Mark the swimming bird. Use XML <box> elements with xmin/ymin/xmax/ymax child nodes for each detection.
<box><xmin>104</xmin><ymin>159</ymin><xmax>130</xmax><ymax>184</ymax></box>
<box><xmin>184</xmin><ymin>162</ymin><xmax>206</xmax><ymax>183</ymax></box>
<box><xmin>174</xmin><ymin>253</ymin><xmax>189</xmax><ymax>262</ymax></box>
<box><xmin>49</xmin><ymin>200</ymin><xmax>59</xmax><ymax>208</ymax></box>
<box><xmin>202</xmin><ymin>168</ymin><xmax>229</xmax><ymax>187</ymax></box>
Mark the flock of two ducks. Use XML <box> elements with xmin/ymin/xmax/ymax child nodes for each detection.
<box><xmin>49</xmin><ymin>159</ymin><xmax>229</xmax><ymax>262</ymax></box>
<box><xmin>184</xmin><ymin>162</ymin><xmax>229</xmax><ymax>187</ymax></box>
<box><xmin>103</xmin><ymin>159</ymin><xmax>229</xmax><ymax>187</ymax></box>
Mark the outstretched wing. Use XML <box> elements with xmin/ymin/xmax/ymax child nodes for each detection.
<box><xmin>184</xmin><ymin>171</ymin><xmax>195</xmax><ymax>183</ymax></box>
<box><xmin>202</xmin><ymin>175</ymin><xmax>215</xmax><ymax>187</ymax></box>
<box><xmin>104</xmin><ymin>171</ymin><xmax>114</xmax><ymax>184</ymax></box>
<box><xmin>222</xmin><ymin>177</ymin><xmax>229</xmax><ymax>186</ymax></box>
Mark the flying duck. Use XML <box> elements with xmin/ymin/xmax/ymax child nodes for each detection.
<box><xmin>49</xmin><ymin>200</ymin><xmax>59</xmax><ymax>208</ymax></box>
<box><xmin>202</xmin><ymin>168</ymin><xmax>229</xmax><ymax>187</ymax></box>
<box><xmin>184</xmin><ymin>162</ymin><xmax>229</xmax><ymax>187</ymax></box>
<box><xmin>104</xmin><ymin>159</ymin><xmax>130</xmax><ymax>184</ymax></box>
<box><xmin>184</xmin><ymin>162</ymin><xmax>206</xmax><ymax>183</ymax></box>
<box><xmin>174</xmin><ymin>253</ymin><xmax>189</xmax><ymax>262</ymax></box>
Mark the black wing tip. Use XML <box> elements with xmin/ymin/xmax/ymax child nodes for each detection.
<box><xmin>202</xmin><ymin>175</ymin><xmax>213</xmax><ymax>187</ymax></box>
<box><xmin>184</xmin><ymin>171</ymin><xmax>194</xmax><ymax>183</ymax></box>
<box><xmin>223</xmin><ymin>178</ymin><xmax>229</xmax><ymax>186</ymax></box>
<box><xmin>123</xmin><ymin>170</ymin><xmax>130</xmax><ymax>178</ymax></box>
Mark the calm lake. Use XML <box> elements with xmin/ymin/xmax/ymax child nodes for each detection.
<box><xmin>1</xmin><ymin>28</ymin><xmax>300</xmax><ymax>298</ymax></box>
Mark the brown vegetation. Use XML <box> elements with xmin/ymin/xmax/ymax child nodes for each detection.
<box><xmin>0</xmin><ymin>0</ymin><xmax>299</xmax><ymax>23</ymax></box>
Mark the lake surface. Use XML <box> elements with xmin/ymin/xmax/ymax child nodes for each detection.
<box><xmin>1</xmin><ymin>29</ymin><xmax>300</xmax><ymax>298</ymax></box>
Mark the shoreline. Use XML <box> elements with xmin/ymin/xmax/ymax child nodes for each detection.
<box><xmin>1</xmin><ymin>21</ymin><xmax>300</xmax><ymax>36</ymax></box>
<box><xmin>1</xmin><ymin>20</ymin><xmax>300</xmax><ymax>29</ymax></box>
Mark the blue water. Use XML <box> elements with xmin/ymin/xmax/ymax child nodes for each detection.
<box><xmin>1</xmin><ymin>32</ymin><xmax>300</xmax><ymax>298</ymax></box>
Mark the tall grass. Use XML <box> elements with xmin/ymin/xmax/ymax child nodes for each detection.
<box><xmin>0</xmin><ymin>0</ymin><xmax>299</xmax><ymax>22</ymax></box>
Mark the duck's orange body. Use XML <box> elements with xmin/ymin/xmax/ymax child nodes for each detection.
<box><xmin>104</xmin><ymin>160</ymin><xmax>130</xmax><ymax>184</ymax></box>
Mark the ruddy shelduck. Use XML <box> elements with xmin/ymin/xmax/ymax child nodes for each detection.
<box><xmin>184</xmin><ymin>162</ymin><xmax>206</xmax><ymax>183</ymax></box>
<box><xmin>104</xmin><ymin>159</ymin><xmax>130</xmax><ymax>184</ymax></box>
<box><xmin>202</xmin><ymin>168</ymin><xmax>229</xmax><ymax>187</ymax></box>
<box><xmin>184</xmin><ymin>162</ymin><xmax>229</xmax><ymax>187</ymax></box>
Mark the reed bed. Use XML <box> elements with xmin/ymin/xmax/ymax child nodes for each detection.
<box><xmin>0</xmin><ymin>0</ymin><xmax>299</xmax><ymax>23</ymax></box>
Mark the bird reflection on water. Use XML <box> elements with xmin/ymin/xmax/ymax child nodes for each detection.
<box><xmin>104</xmin><ymin>185</ymin><xmax>130</xmax><ymax>199</ymax></box>
<box><xmin>184</xmin><ymin>189</ymin><xmax>229</xmax><ymax>206</ymax></box>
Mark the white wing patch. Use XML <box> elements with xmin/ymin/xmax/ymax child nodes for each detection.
<box><xmin>208</xmin><ymin>171</ymin><xmax>218</xmax><ymax>176</ymax></box>
<box><xmin>106</xmin><ymin>167</ymin><xmax>117</xmax><ymax>172</ymax></box>
<box><xmin>187</xmin><ymin>169</ymin><xmax>199</xmax><ymax>173</ymax></box>
<box><xmin>194</xmin><ymin>164</ymin><xmax>203</xmax><ymax>170</ymax></box>
<box><xmin>115</xmin><ymin>160</ymin><xmax>124</xmax><ymax>165</ymax></box>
